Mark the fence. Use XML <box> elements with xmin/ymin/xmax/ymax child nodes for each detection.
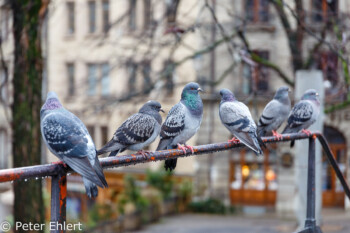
<box><xmin>0</xmin><ymin>132</ymin><xmax>349</xmax><ymax>233</ymax></box>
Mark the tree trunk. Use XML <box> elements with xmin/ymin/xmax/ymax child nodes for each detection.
<box><xmin>10</xmin><ymin>1</ymin><xmax>45</xmax><ymax>232</ymax></box>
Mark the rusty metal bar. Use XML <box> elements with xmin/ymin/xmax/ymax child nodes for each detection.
<box><xmin>50</xmin><ymin>174</ymin><xmax>67</xmax><ymax>233</ymax></box>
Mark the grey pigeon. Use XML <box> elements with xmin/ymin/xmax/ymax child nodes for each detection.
<box><xmin>97</xmin><ymin>100</ymin><xmax>163</xmax><ymax>157</ymax></box>
<box><xmin>219</xmin><ymin>89</ymin><xmax>265</xmax><ymax>154</ymax></box>
<box><xmin>157</xmin><ymin>82</ymin><xmax>203</xmax><ymax>171</ymax></box>
<box><xmin>282</xmin><ymin>89</ymin><xmax>320</xmax><ymax>146</ymax></box>
<box><xmin>257</xmin><ymin>86</ymin><xmax>291</xmax><ymax>139</ymax></box>
<box><xmin>40</xmin><ymin>92</ymin><xmax>108</xmax><ymax>198</ymax></box>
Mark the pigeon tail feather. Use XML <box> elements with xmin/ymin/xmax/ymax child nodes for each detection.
<box><xmin>83</xmin><ymin>178</ymin><xmax>98</xmax><ymax>199</ymax></box>
<box><xmin>63</xmin><ymin>156</ymin><xmax>104</xmax><ymax>188</ymax></box>
<box><xmin>93</xmin><ymin>157</ymin><xmax>108</xmax><ymax>188</ymax></box>
<box><xmin>108</xmin><ymin>148</ymin><xmax>125</xmax><ymax>157</ymax></box>
<box><xmin>97</xmin><ymin>140</ymin><xmax>124</xmax><ymax>155</ymax></box>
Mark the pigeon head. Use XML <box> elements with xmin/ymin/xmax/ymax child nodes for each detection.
<box><xmin>181</xmin><ymin>82</ymin><xmax>203</xmax><ymax>99</ymax></box>
<box><xmin>219</xmin><ymin>89</ymin><xmax>235</xmax><ymax>102</ymax></box>
<box><xmin>42</xmin><ymin>92</ymin><xmax>62</xmax><ymax>111</ymax></box>
<box><xmin>139</xmin><ymin>100</ymin><xmax>164</xmax><ymax>113</ymax></box>
<box><xmin>139</xmin><ymin>100</ymin><xmax>163</xmax><ymax>124</ymax></box>
<box><xmin>181</xmin><ymin>82</ymin><xmax>203</xmax><ymax>115</ymax></box>
<box><xmin>302</xmin><ymin>89</ymin><xmax>319</xmax><ymax>102</ymax></box>
<box><xmin>274</xmin><ymin>86</ymin><xmax>290</xmax><ymax>101</ymax></box>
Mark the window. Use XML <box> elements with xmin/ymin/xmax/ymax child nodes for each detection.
<box><xmin>143</xmin><ymin>0</ymin><xmax>152</xmax><ymax>29</ymax></box>
<box><xmin>101</xmin><ymin>126</ymin><xmax>108</xmax><ymax>146</ymax></box>
<box><xmin>101</xmin><ymin>63</ymin><xmax>110</xmax><ymax>96</ymax></box>
<box><xmin>163</xmin><ymin>60</ymin><xmax>175</xmax><ymax>95</ymax></box>
<box><xmin>311</xmin><ymin>0</ymin><xmax>338</xmax><ymax>23</ymax></box>
<box><xmin>67</xmin><ymin>63</ymin><xmax>75</xmax><ymax>96</ymax></box>
<box><xmin>87</xmin><ymin>63</ymin><xmax>110</xmax><ymax>97</ymax></box>
<box><xmin>165</xmin><ymin>0</ymin><xmax>180</xmax><ymax>25</ymax></box>
<box><xmin>141</xmin><ymin>61</ymin><xmax>152</xmax><ymax>91</ymax></box>
<box><xmin>87</xmin><ymin>126</ymin><xmax>95</xmax><ymax>142</ymax></box>
<box><xmin>129</xmin><ymin>0</ymin><xmax>137</xmax><ymax>31</ymax></box>
<box><xmin>316</xmin><ymin>51</ymin><xmax>338</xmax><ymax>95</ymax></box>
<box><xmin>245</xmin><ymin>0</ymin><xmax>269</xmax><ymax>23</ymax></box>
<box><xmin>0</xmin><ymin>68</ymin><xmax>7</xmax><ymax>101</ymax></box>
<box><xmin>0</xmin><ymin>129</ymin><xmax>8</xmax><ymax>169</ymax></box>
<box><xmin>242</xmin><ymin>50</ymin><xmax>269</xmax><ymax>94</ymax></box>
<box><xmin>102</xmin><ymin>1</ymin><xmax>110</xmax><ymax>33</ymax></box>
<box><xmin>88</xmin><ymin>1</ymin><xmax>96</xmax><ymax>33</ymax></box>
<box><xmin>127</xmin><ymin>61</ymin><xmax>138</xmax><ymax>93</ymax></box>
<box><xmin>0</xmin><ymin>7</ymin><xmax>9</xmax><ymax>41</ymax></box>
<box><xmin>67</xmin><ymin>2</ymin><xmax>75</xmax><ymax>34</ymax></box>
<box><xmin>87</xmin><ymin>64</ymin><xmax>98</xmax><ymax>96</ymax></box>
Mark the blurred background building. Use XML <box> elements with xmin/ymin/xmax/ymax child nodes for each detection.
<box><xmin>0</xmin><ymin>0</ymin><xmax>349</xmax><ymax>227</ymax></box>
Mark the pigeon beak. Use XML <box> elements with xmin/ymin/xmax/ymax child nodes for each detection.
<box><xmin>197</xmin><ymin>88</ymin><xmax>203</xmax><ymax>92</ymax></box>
<box><xmin>160</xmin><ymin>108</ymin><xmax>165</xmax><ymax>113</ymax></box>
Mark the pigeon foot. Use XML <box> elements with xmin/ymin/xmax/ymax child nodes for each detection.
<box><xmin>228</xmin><ymin>137</ymin><xmax>240</xmax><ymax>144</ymax></box>
<box><xmin>51</xmin><ymin>161</ymin><xmax>67</xmax><ymax>168</ymax></box>
<box><xmin>301</xmin><ymin>129</ymin><xmax>312</xmax><ymax>136</ymax></box>
<box><xmin>272</xmin><ymin>130</ymin><xmax>283</xmax><ymax>140</ymax></box>
<box><xmin>184</xmin><ymin>145</ymin><xmax>195</xmax><ymax>154</ymax></box>
<box><xmin>137</xmin><ymin>150</ymin><xmax>150</xmax><ymax>159</ymax></box>
<box><xmin>177</xmin><ymin>144</ymin><xmax>187</xmax><ymax>154</ymax></box>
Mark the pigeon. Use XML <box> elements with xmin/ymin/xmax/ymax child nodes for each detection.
<box><xmin>157</xmin><ymin>82</ymin><xmax>203</xmax><ymax>171</ymax></box>
<box><xmin>282</xmin><ymin>89</ymin><xmax>320</xmax><ymax>146</ymax></box>
<box><xmin>97</xmin><ymin>100</ymin><xmax>164</xmax><ymax>157</ymax></box>
<box><xmin>257</xmin><ymin>86</ymin><xmax>291</xmax><ymax>139</ymax></box>
<box><xmin>219</xmin><ymin>89</ymin><xmax>265</xmax><ymax>154</ymax></box>
<box><xmin>40</xmin><ymin>92</ymin><xmax>108</xmax><ymax>198</ymax></box>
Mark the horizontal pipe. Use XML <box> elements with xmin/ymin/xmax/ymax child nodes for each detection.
<box><xmin>0</xmin><ymin>131</ymin><xmax>348</xmax><ymax>202</ymax></box>
<box><xmin>0</xmin><ymin>132</ymin><xmax>311</xmax><ymax>182</ymax></box>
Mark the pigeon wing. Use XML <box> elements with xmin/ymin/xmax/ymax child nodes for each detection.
<box><xmin>220</xmin><ymin>102</ymin><xmax>262</xmax><ymax>154</ymax></box>
<box><xmin>258</xmin><ymin>100</ymin><xmax>279</xmax><ymax>127</ymax></box>
<box><xmin>160</xmin><ymin>103</ymin><xmax>185</xmax><ymax>140</ymax></box>
<box><xmin>287</xmin><ymin>101</ymin><xmax>313</xmax><ymax>129</ymax></box>
<box><xmin>114</xmin><ymin>113</ymin><xmax>157</xmax><ymax>146</ymax></box>
<box><xmin>41</xmin><ymin>112</ymin><xmax>90</xmax><ymax>158</ymax></box>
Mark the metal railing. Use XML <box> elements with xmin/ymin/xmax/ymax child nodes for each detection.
<box><xmin>0</xmin><ymin>132</ymin><xmax>349</xmax><ymax>233</ymax></box>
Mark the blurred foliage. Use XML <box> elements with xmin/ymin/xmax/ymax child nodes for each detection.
<box><xmin>188</xmin><ymin>198</ymin><xmax>236</xmax><ymax>214</ymax></box>
<box><xmin>145</xmin><ymin>169</ymin><xmax>174</xmax><ymax>199</ymax></box>
<box><xmin>88</xmin><ymin>203</ymin><xmax>114</xmax><ymax>227</ymax></box>
<box><xmin>117</xmin><ymin>175</ymin><xmax>149</xmax><ymax>215</ymax></box>
<box><xmin>177</xmin><ymin>179</ymin><xmax>192</xmax><ymax>202</ymax></box>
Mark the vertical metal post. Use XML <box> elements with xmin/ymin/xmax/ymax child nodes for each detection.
<box><xmin>50</xmin><ymin>174</ymin><xmax>67</xmax><ymax>233</ymax></box>
<box><xmin>305</xmin><ymin>136</ymin><xmax>316</xmax><ymax>228</ymax></box>
<box><xmin>299</xmin><ymin>136</ymin><xmax>322</xmax><ymax>233</ymax></box>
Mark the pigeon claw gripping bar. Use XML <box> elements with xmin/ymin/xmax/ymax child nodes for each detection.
<box><xmin>0</xmin><ymin>132</ymin><xmax>349</xmax><ymax>233</ymax></box>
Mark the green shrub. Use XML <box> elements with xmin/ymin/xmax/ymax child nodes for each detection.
<box><xmin>145</xmin><ymin>169</ymin><xmax>174</xmax><ymax>199</ymax></box>
<box><xmin>188</xmin><ymin>198</ymin><xmax>236</xmax><ymax>214</ymax></box>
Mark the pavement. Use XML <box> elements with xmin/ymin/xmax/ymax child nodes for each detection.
<box><xmin>132</xmin><ymin>209</ymin><xmax>350</xmax><ymax>233</ymax></box>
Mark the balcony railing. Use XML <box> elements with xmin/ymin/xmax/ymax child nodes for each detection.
<box><xmin>0</xmin><ymin>132</ymin><xmax>349</xmax><ymax>233</ymax></box>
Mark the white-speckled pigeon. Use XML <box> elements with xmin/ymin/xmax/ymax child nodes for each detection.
<box><xmin>40</xmin><ymin>92</ymin><xmax>108</xmax><ymax>198</ymax></box>
<box><xmin>257</xmin><ymin>86</ymin><xmax>291</xmax><ymax>139</ymax></box>
<box><xmin>282</xmin><ymin>89</ymin><xmax>320</xmax><ymax>146</ymax></box>
<box><xmin>157</xmin><ymin>82</ymin><xmax>203</xmax><ymax>171</ymax></box>
<box><xmin>219</xmin><ymin>89</ymin><xmax>265</xmax><ymax>155</ymax></box>
<box><xmin>97</xmin><ymin>100</ymin><xmax>163</xmax><ymax>157</ymax></box>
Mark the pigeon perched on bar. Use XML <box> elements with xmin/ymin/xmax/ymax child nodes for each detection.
<box><xmin>157</xmin><ymin>82</ymin><xmax>203</xmax><ymax>171</ymax></box>
<box><xmin>97</xmin><ymin>100</ymin><xmax>163</xmax><ymax>157</ymax></box>
<box><xmin>257</xmin><ymin>86</ymin><xmax>291</xmax><ymax>139</ymax></box>
<box><xmin>219</xmin><ymin>89</ymin><xmax>265</xmax><ymax>155</ymax></box>
<box><xmin>40</xmin><ymin>92</ymin><xmax>108</xmax><ymax>198</ymax></box>
<box><xmin>282</xmin><ymin>89</ymin><xmax>320</xmax><ymax>146</ymax></box>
